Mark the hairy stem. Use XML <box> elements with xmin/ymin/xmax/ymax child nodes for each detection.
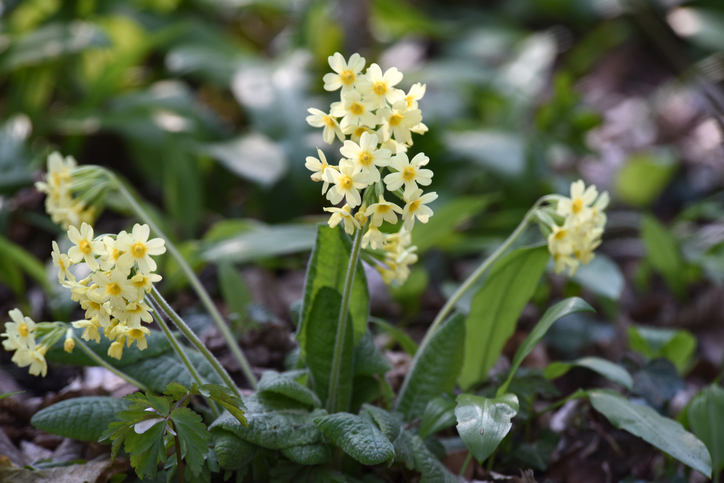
<box><xmin>150</xmin><ymin>287</ymin><xmax>242</xmax><ymax>399</ymax></box>
<box><xmin>148</xmin><ymin>297</ymin><xmax>220</xmax><ymax>417</ymax></box>
<box><xmin>326</xmin><ymin>225</ymin><xmax>365</xmax><ymax>413</ymax></box>
<box><xmin>73</xmin><ymin>337</ymin><xmax>150</xmax><ymax>392</ymax></box>
<box><xmin>107</xmin><ymin>170</ymin><xmax>257</xmax><ymax>389</ymax></box>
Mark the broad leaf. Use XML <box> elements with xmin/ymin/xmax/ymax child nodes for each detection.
<box><xmin>305</xmin><ymin>287</ymin><xmax>353</xmax><ymax>413</ymax></box>
<box><xmin>362</xmin><ymin>404</ymin><xmax>403</xmax><ymax>443</ymax></box>
<box><xmin>212</xmin><ymin>429</ymin><xmax>257</xmax><ymax>470</ymax></box>
<box><xmin>497</xmin><ymin>297</ymin><xmax>594</xmax><ymax>396</ymax></box>
<box><xmin>628</xmin><ymin>326</ymin><xmax>696</xmax><ymax>374</ymax></box>
<box><xmin>313</xmin><ymin>412</ymin><xmax>394</xmax><ymax>466</ymax></box>
<box><xmin>280</xmin><ymin>443</ymin><xmax>333</xmax><ymax>465</ymax></box>
<box><xmin>31</xmin><ymin>397</ymin><xmax>131</xmax><ymax>442</ymax></box>
<box><xmin>419</xmin><ymin>396</ymin><xmax>457</xmax><ymax>439</ymax></box>
<box><xmin>297</xmin><ymin>225</ymin><xmax>369</xmax><ymax>351</ymax></box>
<box><xmin>0</xmin><ymin>235</ymin><xmax>49</xmax><ymax>291</ymax></box>
<box><xmin>544</xmin><ymin>357</ymin><xmax>633</xmax><ymax>391</ymax></box>
<box><xmin>589</xmin><ymin>390</ymin><xmax>712</xmax><ymax>477</ymax></box>
<box><xmin>570</xmin><ymin>253</ymin><xmax>624</xmax><ymax>300</ymax></box>
<box><xmin>122</xmin><ymin>350</ymin><xmax>224</xmax><ymax>392</ymax></box>
<box><xmin>370</xmin><ymin>317</ymin><xmax>418</xmax><ymax>355</ymax></box>
<box><xmin>460</xmin><ymin>245</ymin><xmax>550</xmax><ymax>390</ymax></box>
<box><xmin>412</xmin><ymin>195</ymin><xmax>493</xmax><ymax>253</ymax></box>
<box><xmin>258</xmin><ymin>370</ymin><xmax>321</xmax><ymax>408</ymax></box>
<box><xmin>411</xmin><ymin>434</ymin><xmax>458</xmax><ymax>483</ymax></box>
<box><xmin>395</xmin><ymin>313</ymin><xmax>465</xmax><ymax>420</ymax></box>
<box><xmin>217</xmin><ymin>263</ymin><xmax>253</xmax><ymax>330</ymax></box>
<box><xmin>354</xmin><ymin>331</ymin><xmax>392</xmax><ymax>376</ymax></box>
<box><xmin>688</xmin><ymin>385</ymin><xmax>724</xmax><ymax>476</ymax></box>
<box><xmin>209</xmin><ymin>393</ymin><xmax>324</xmax><ymax>450</ymax></box>
<box><xmin>641</xmin><ymin>214</ymin><xmax>685</xmax><ymax>296</ymax></box>
<box><xmin>455</xmin><ymin>393</ymin><xmax>519</xmax><ymax>464</ymax></box>
<box><xmin>203</xmin><ymin>223</ymin><xmax>317</xmax><ymax>264</ymax></box>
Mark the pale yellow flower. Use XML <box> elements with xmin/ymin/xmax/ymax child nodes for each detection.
<box><xmin>72</xmin><ymin>318</ymin><xmax>102</xmax><ymax>343</ymax></box>
<box><xmin>51</xmin><ymin>241</ymin><xmax>75</xmax><ymax>283</ymax></box>
<box><xmin>362</xmin><ymin>224</ymin><xmax>385</xmax><ymax>249</ymax></box>
<box><xmin>324</xmin><ymin>204</ymin><xmax>360</xmax><ymax>235</ymax></box>
<box><xmin>99</xmin><ymin>234</ymin><xmax>126</xmax><ymax>271</ymax></box>
<box><xmin>130</xmin><ymin>272</ymin><xmax>162</xmax><ymax>300</ymax></box>
<box><xmin>92</xmin><ymin>269</ymin><xmax>137</xmax><ymax>308</ymax></box>
<box><xmin>357</xmin><ymin>63</ymin><xmax>404</xmax><ymax>108</ymax></box>
<box><xmin>323</xmin><ymin>53</ymin><xmax>366</xmax><ymax>92</ymax></box>
<box><xmin>330</xmin><ymin>90</ymin><xmax>378</xmax><ymax>130</ymax></box>
<box><xmin>389</xmin><ymin>83</ymin><xmax>426</xmax><ymax>110</ymax></box>
<box><xmin>67</xmin><ymin>222</ymin><xmax>103</xmax><ymax>270</ymax></box>
<box><xmin>306</xmin><ymin>108</ymin><xmax>344</xmax><ymax>145</ymax></box>
<box><xmin>341</xmin><ymin>124</ymin><xmax>375</xmax><ymax>144</ymax></box>
<box><xmin>378</xmin><ymin>100</ymin><xmax>422</xmax><ymax>145</ymax></box>
<box><xmin>324</xmin><ymin>160</ymin><xmax>369</xmax><ymax>208</ymax></box>
<box><xmin>121</xmin><ymin>301</ymin><xmax>154</xmax><ymax>328</ymax></box>
<box><xmin>384</xmin><ymin>152</ymin><xmax>433</xmax><ymax>198</ymax></box>
<box><xmin>365</xmin><ymin>195</ymin><xmax>404</xmax><ymax>227</ymax></box>
<box><xmin>116</xmin><ymin>224</ymin><xmax>166</xmax><ymax>274</ymax></box>
<box><xmin>108</xmin><ymin>340</ymin><xmax>124</xmax><ymax>360</ymax></box>
<box><xmin>340</xmin><ymin>132</ymin><xmax>391</xmax><ymax>183</ymax></box>
<box><xmin>12</xmin><ymin>345</ymin><xmax>47</xmax><ymax>377</ymax></box>
<box><xmin>557</xmin><ymin>180</ymin><xmax>598</xmax><ymax>222</ymax></box>
<box><xmin>402</xmin><ymin>189</ymin><xmax>437</xmax><ymax>231</ymax></box>
<box><xmin>2</xmin><ymin>309</ymin><xmax>36</xmax><ymax>351</ymax></box>
<box><xmin>305</xmin><ymin>148</ymin><xmax>333</xmax><ymax>194</ymax></box>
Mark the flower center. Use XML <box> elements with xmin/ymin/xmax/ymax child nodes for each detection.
<box><xmin>571</xmin><ymin>198</ymin><xmax>583</xmax><ymax>214</ymax></box>
<box><xmin>377</xmin><ymin>204</ymin><xmax>390</xmax><ymax>214</ymax></box>
<box><xmin>107</xmin><ymin>282</ymin><xmax>122</xmax><ymax>296</ymax></box>
<box><xmin>132</xmin><ymin>243</ymin><xmax>146</xmax><ymax>257</ymax></box>
<box><xmin>112</xmin><ymin>248</ymin><xmax>122</xmax><ymax>260</ymax></box>
<box><xmin>349</xmin><ymin>102</ymin><xmax>364</xmax><ymax>115</ymax></box>
<box><xmin>402</xmin><ymin>167</ymin><xmax>416</xmax><ymax>181</ymax></box>
<box><xmin>79</xmin><ymin>240</ymin><xmax>92</xmax><ymax>255</ymax></box>
<box><xmin>19</xmin><ymin>324</ymin><xmax>29</xmax><ymax>337</ymax></box>
<box><xmin>388</xmin><ymin>113</ymin><xmax>403</xmax><ymax>127</ymax></box>
<box><xmin>409</xmin><ymin>200</ymin><xmax>421</xmax><ymax>213</ymax></box>
<box><xmin>373</xmin><ymin>82</ymin><xmax>387</xmax><ymax>96</ymax></box>
<box><xmin>340</xmin><ymin>70</ymin><xmax>355</xmax><ymax>85</ymax></box>
<box><xmin>340</xmin><ymin>176</ymin><xmax>353</xmax><ymax>190</ymax></box>
<box><xmin>359</xmin><ymin>152</ymin><xmax>372</xmax><ymax>165</ymax></box>
<box><xmin>129</xmin><ymin>328</ymin><xmax>144</xmax><ymax>339</ymax></box>
<box><xmin>554</xmin><ymin>229</ymin><xmax>567</xmax><ymax>240</ymax></box>
<box><xmin>323</xmin><ymin>115</ymin><xmax>336</xmax><ymax>128</ymax></box>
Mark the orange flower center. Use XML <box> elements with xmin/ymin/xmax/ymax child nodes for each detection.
<box><xmin>340</xmin><ymin>176</ymin><xmax>353</xmax><ymax>190</ymax></box>
<box><xmin>388</xmin><ymin>113</ymin><xmax>403</xmax><ymax>127</ymax></box>
<box><xmin>132</xmin><ymin>243</ymin><xmax>146</xmax><ymax>257</ymax></box>
<box><xmin>571</xmin><ymin>198</ymin><xmax>583</xmax><ymax>214</ymax></box>
<box><xmin>323</xmin><ymin>115</ymin><xmax>336</xmax><ymax>128</ymax></box>
<box><xmin>402</xmin><ymin>167</ymin><xmax>416</xmax><ymax>181</ymax></box>
<box><xmin>349</xmin><ymin>103</ymin><xmax>364</xmax><ymax>115</ymax></box>
<box><xmin>107</xmin><ymin>283</ymin><xmax>122</xmax><ymax>296</ymax></box>
<box><xmin>79</xmin><ymin>240</ymin><xmax>92</xmax><ymax>254</ymax></box>
<box><xmin>359</xmin><ymin>152</ymin><xmax>372</xmax><ymax>165</ymax></box>
<box><xmin>409</xmin><ymin>200</ymin><xmax>420</xmax><ymax>213</ymax></box>
<box><xmin>554</xmin><ymin>229</ymin><xmax>567</xmax><ymax>240</ymax></box>
<box><xmin>19</xmin><ymin>324</ymin><xmax>29</xmax><ymax>337</ymax></box>
<box><xmin>340</xmin><ymin>70</ymin><xmax>355</xmax><ymax>84</ymax></box>
<box><xmin>373</xmin><ymin>82</ymin><xmax>387</xmax><ymax>96</ymax></box>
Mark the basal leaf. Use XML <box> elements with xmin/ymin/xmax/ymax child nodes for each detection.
<box><xmin>298</xmin><ymin>225</ymin><xmax>369</xmax><ymax>352</ymax></box>
<box><xmin>419</xmin><ymin>395</ymin><xmax>457</xmax><ymax>439</ymax></box>
<box><xmin>544</xmin><ymin>357</ymin><xmax>633</xmax><ymax>391</ymax></box>
<box><xmin>0</xmin><ymin>235</ymin><xmax>49</xmax><ymax>291</ymax></box>
<box><xmin>281</xmin><ymin>443</ymin><xmax>333</xmax><ymax>465</ymax></box>
<box><xmin>628</xmin><ymin>326</ymin><xmax>696</xmax><ymax>375</ymax></box>
<box><xmin>258</xmin><ymin>370</ymin><xmax>321</xmax><ymax>408</ymax></box>
<box><xmin>460</xmin><ymin>245</ymin><xmax>550</xmax><ymax>390</ymax></box>
<box><xmin>209</xmin><ymin>393</ymin><xmax>324</xmax><ymax>450</ymax></box>
<box><xmin>688</xmin><ymin>384</ymin><xmax>724</xmax><ymax>475</ymax></box>
<box><xmin>370</xmin><ymin>317</ymin><xmax>418</xmax><ymax>355</ymax></box>
<box><xmin>455</xmin><ymin>393</ymin><xmax>519</xmax><ymax>464</ymax></box>
<box><xmin>411</xmin><ymin>434</ymin><xmax>457</xmax><ymax>483</ymax></box>
<box><xmin>31</xmin><ymin>397</ymin><xmax>131</xmax><ymax>442</ymax></box>
<box><xmin>313</xmin><ymin>412</ymin><xmax>394</xmax><ymax>466</ymax></box>
<box><xmin>395</xmin><ymin>313</ymin><xmax>465</xmax><ymax>421</ymax></box>
<box><xmin>589</xmin><ymin>390</ymin><xmax>712</xmax><ymax>477</ymax></box>
<box><xmin>497</xmin><ymin>297</ymin><xmax>594</xmax><ymax>396</ymax></box>
<box><xmin>122</xmin><ymin>350</ymin><xmax>224</xmax><ymax>393</ymax></box>
<box><xmin>354</xmin><ymin>331</ymin><xmax>392</xmax><ymax>376</ymax></box>
<box><xmin>362</xmin><ymin>404</ymin><xmax>403</xmax><ymax>442</ymax></box>
<box><xmin>212</xmin><ymin>429</ymin><xmax>257</xmax><ymax>470</ymax></box>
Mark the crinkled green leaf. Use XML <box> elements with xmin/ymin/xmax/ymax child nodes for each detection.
<box><xmin>281</xmin><ymin>443</ymin><xmax>333</xmax><ymax>465</ymax></box>
<box><xmin>497</xmin><ymin>297</ymin><xmax>594</xmax><ymax>396</ymax></box>
<box><xmin>411</xmin><ymin>434</ymin><xmax>457</xmax><ymax>483</ymax></box>
<box><xmin>298</xmin><ymin>225</ymin><xmax>369</xmax><ymax>351</ymax></box>
<box><xmin>170</xmin><ymin>407</ymin><xmax>210</xmax><ymax>477</ymax></box>
<box><xmin>545</xmin><ymin>357</ymin><xmax>633</xmax><ymax>390</ymax></box>
<box><xmin>455</xmin><ymin>393</ymin><xmax>519</xmax><ymax>464</ymax></box>
<box><xmin>313</xmin><ymin>412</ymin><xmax>394</xmax><ymax>466</ymax></box>
<box><xmin>197</xmin><ymin>384</ymin><xmax>247</xmax><ymax>426</ymax></box>
<box><xmin>209</xmin><ymin>393</ymin><xmax>324</xmax><ymax>450</ymax></box>
<box><xmin>31</xmin><ymin>396</ymin><xmax>131</xmax><ymax>442</ymax></box>
<box><xmin>212</xmin><ymin>429</ymin><xmax>257</xmax><ymax>470</ymax></box>
<box><xmin>460</xmin><ymin>245</ymin><xmax>550</xmax><ymax>389</ymax></box>
<box><xmin>258</xmin><ymin>370</ymin><xmax>321</xmax><ymax>408</ymax></box>
<box><xmin>354</xmin><ymin>331</ymin><xmax>392</xmax><ymax>376</ymax></box>
<box><xmin>589</xmin><ymin>390</ymin><xmax>711</xmax><ymax>477</ymax></box>
<box><xmin>122</xmin><ymin>350</ymin><xmax>224</xmax><ymax>392</ymax></box>
<box><xmin>688</xmin><ymin>384</ymin><xmax>724</xmax><ymax>475</ymax></box>
<box><xmin>305</xmin><ymin>287</ymin><xmax>353</xmax><ymax>413</ymax></box>
<box><xmin>419</xmin><ymin>395</ymin><xmax>457</xmax><ymax>439</ymax></box>
<box><xmin>395</xmin><ymin>313</ymin><xmax>465</xmax><ymax>420</ymax></box>
<box><xmin>362</xmin><ymin>404</ymin><xmax>402</xmax><ymax>443</ymax></box>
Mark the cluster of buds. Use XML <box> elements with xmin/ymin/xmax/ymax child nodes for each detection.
<box><xmin>546</xmin><ymin>180</ymin><xmax>608</xmax><ymax>276</ymax></box>
<box><xmin>35</xmin><ymin>152</ymin><xmax>96</xmax><ymax>230</ymax></box>
<box><xmin>306</xmin><ymin>52</ymin><xmax>435</xmax><ymax>284</ymax></box>
<box><xmin>55</xmin><ymin>222</ymin><xmax>166</xmax><ymax>360</ymax></box>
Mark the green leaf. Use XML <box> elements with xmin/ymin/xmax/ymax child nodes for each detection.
<box><xmin>298</xmin><ymin>225</ymin><xmax>369</xmax><ymax>351</ymax></box>
<box><xmin>127</xmin><ymin>419</ymin><xmax>167</xmax><ymax>479</ymax></box>
<box><xmin>281</xmin><ymin>443</ymin><xmax>333</xmax><ymax>465</ymax></box>
<box><xmin>164</xmin><ymin>382</ymin><xmax>189</xmax><ymax>402</ymax></box>
<box><xmin>31</xmin><ymin>397</ymin><xmax>132</xmax><ymax>442</ymax></box>
<box><xmin>497</xmin><ymin>297</ymin><xmax>594</xmax><ymax>396</ymax></box>
<box><xmin>419</xmin><ymin>396</ymin><xmax>457</xmax><ymax>439</ymax></box>
<box><xmin>362</xmin><ymin>404</ymin><xmax>402</xmax><ymax>443</ymax></box>
<box><xmin>197</xmin><ymin>384</ymin><xmax>247</xmax><ymax>426</ymax></box>
<box><xmin>212</xmin><ymin>429</ymin><xmax>257</xmax><ymax>470</ymax></box>
<box><xmin>305</xmin><ymin>287</ymin><xmax>353</xmax><ymax>413</ymax></box>
<box><xmin>203</xmin><ymin>223</ymin><xmax>316</xmax><ymax>264</ymax></box>
<box><xmin>258</xmin><ymin>370</ymin><xmax>321</xmax><ymax>408</ymax></box>
<box><xmin>460</xmin><ymin>245</ymin><xmax>550</xmax><ymax>390</ymax></box>
<box><xmin>411</xmin><ymin>195</ymin><xmax>493</xmax><ymax>253</ymax></box>
<box><xmin>200</xmin><ymin>133</ymin><xmax>288</xmax><ymax>186</ymax></box>
<box><xmin>544</xmin><ymin>357</ymin><xmax>633</xmax><ymax>391</ymax></box>
<box><xmin>354</xmin><ymin>331</ymin><xmax>392</xmax><ymax>376</ymax></box>
<box><xmin>411</xmin><ymin>434</ymin><xmax>457</xmax><ymax>483</ymax></box>
<box><xmin>0</xmin><ymin>235</ymin><xmax>49</xmax><ymax>291</ymax></box>
<box><xmin>616</xmin><ymin>151</ymin><xmax>676</xmax><ymax>207</ymax></box>
<box><xmin>0</xmin><ymin>391</ymin><xmax>24</xmax><ymax>400</ymax></box>
<box><xmin>570</xmin><ymin>253</ymin><xmax>624</xmax><ymax>300</ymax></box>
<box><xmin>628</xmin><ymin>326</ymin><xmax>696</xmax><ymax>374</ymax></box>
<box><xmin>170</xmin><ymin>407</ymin><xmax>211</xmax><ymax>477</ymax></box>
<box><xmin>589</xmin><ymin>390</ymin><xmax>712</xmax><ymax>477</ymax></box>
<box><xmin>217</xmin><ymin>263</ymin><xmax>253</xmax><ymax>330</ymax></box>
<box><xmin>688</xmin><ymin>384</ymin><xmax>724</xmax><ymax>476</ymax></box>
<box><xmin>370</xmin><ymin>317</ymin><xmax>418</xmax><ymax>355</ymax></box>
<box><xmin>641</xmin><ymin>214</ymin><xmax>686</xmax><ymax>296</ymax></box>
<box><xmin>455</xmin><ymin>393</ymin><xmax>519</xmax><ymax>464</ymax></box>
<box><xmin>122</xmin><ymin>350</ymin><xmax>224</xmax><ymax>393</ymax></box>
<box><xmin>395</xmin><ymin>313</ymin><xmax>466</xmax><ymax>421</ymax></box>
<box><xmin>209</xmin><ymin>393</ymin><xmax>324</xmax><ymax>450</ymax></box>
<box><xmin>313</xmin><ymin>412</ymin><xmax>394</xmax><ymax>466</ymax></box>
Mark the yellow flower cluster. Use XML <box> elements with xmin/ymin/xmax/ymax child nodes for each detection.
<box><xmin>55</xmin><ymin>222</ymin><xmax>166</xmax><ymax>360</ymax></box>
<box><xmin>1</xmin><ymin>309</ymin><xmax>48</xmax><ymax>377</ymax></box>
<box><xmin>547</xmin><ymin>180</ymin><xmax>608</xmax><ymax>276</ymax></box>
<box><xmin>306</xmin><ymin>53</ymin><xmax>436</xmax><ymax>284</ymax></box>
<box><xmin>35</xmin><ymin>152</ymin><xmax>96</xmax><ymax>229</ymax></box>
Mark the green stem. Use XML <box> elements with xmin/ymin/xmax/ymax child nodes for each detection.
<box><xmin>326</xmin><ymin>224</ymin><xmax>365</xmax><ymax>413</ymax></box>
<box><xmin>150</xmin><ymin>287</ymin><xmax>242</xmax><ymax>399</ymax></box>
<box><xmin>148</xmin><ymin>297</ymin><xmax>220</xmax><ymax>418</ymax></box>
<box><xmin>171</xmin><ymin>421</ymin><xmax>185</xmax><ymax>483</ymax></box>
<box><xmin>459</xmin><ymin>452</ymin><xmax>473</xmax><ymax>476</ymax></box>
<box><xmin>107</xmin><ymin>170</ymin><xmax>257</xmax><ymax>389</ymax></box>
<box><xmin>73</xmin><ymin>337</ymin><xmax>150</xmax><ymax>392</ymax></box>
